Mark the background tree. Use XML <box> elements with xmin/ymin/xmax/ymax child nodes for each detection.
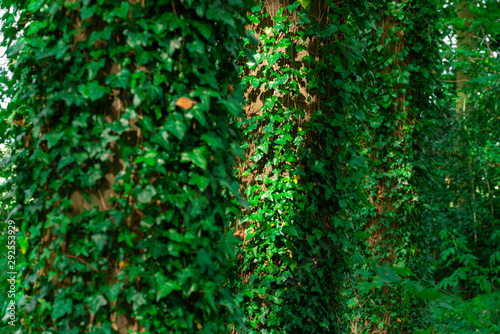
<box><xmin>427</xmin><ymin>0</ymin><xmax>500</xmax><ymax>298</ymax></box>
<box><xmin>345</xmin><ymin>0</ymin><xmax>441</xmax><ymax>333</ymax></box>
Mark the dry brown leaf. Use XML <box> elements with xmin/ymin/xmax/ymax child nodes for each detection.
<box><xmin>175</xmin><ymin>97</ymin><xmax>197</xmax><ymax>110</ymax></box>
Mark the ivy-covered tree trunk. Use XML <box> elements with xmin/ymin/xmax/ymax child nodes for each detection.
<box><xmin>234</xmin><ymin>0</ymin><xmax>359</xmax><ymax>332</ymax></box>
<box><xmin>1</xmin><ymin>0</ymin><xmax>250</xmax><ymax>332</ymax></box>
<box><xmin>349</xmin><ymin>1</ymin><xmax>440</xmax><ymax>333</ymax></box>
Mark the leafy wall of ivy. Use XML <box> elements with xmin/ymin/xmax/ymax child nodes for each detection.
<box><xmin>234</xmin><ymin>0</ymin><xmax>443</xmax><ymax>333</ymax></box>
<box><xmin>343</xmin><ymin>0</ymin><xmax>443</xmax><ymax>332</ymax></box>
<box><xmin>0</xmin><ymin>0</ymin><xmax>251</xmax><ymax>332</ymax></box>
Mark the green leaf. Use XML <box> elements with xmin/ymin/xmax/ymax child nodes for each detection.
<box><xmin>84</xmin><ymin>295</ymin><xmax>107</xmax><ymax>314</ymax></box>
<box><xmin>375</xmin><ymin>264</ymin><xmax>401</xmax><ymax>286</ymax></box>
<box><xmin>52</xmin><ymin>298</ymin><xmax>72</xmax><ymax>321</ymax></box>
<box><xmin>164</xmin><ymin>112</ymin><xmax>186</xmax><ymax>140</ymax></box>
<box><xmin>156</xmin><ymin>273</ymin><xmax>182</xmax><ymax>301</ymax></box>
<box><xmin>191</xmin><ymin>104</ymin><xmax>208</xmax><ymax>127</ymax></box>
<box><xmin>393</xmin><ymin>263</ymin><xmax>412</xmax><ymax>277</ymax></box>
<box><xmin>78</xmin><ymin>81</ymin><xmax>106</xmax><ymax>101</ymax></box>
<box><xmin>137</xmin><ymin>185</ymin><xmax>157</xmax><ymax>204</ymax></box>
<box><xmin>152</xmin><ymin>22</ymin><xmax>166</xmax><ymax>35</ymax></box>
<box><xmin>370</xmin><ymin>116</ymin><xmax>384</xmax><ymax>128</ymax></box>
<box><xmin>7</xmin><ymin>40</ymin><xmax>26</xmax><ymax>58</ymax></box>
<box><xmin>274</xmin><ymin>136</ymin><xmax>287</xmax><ymax>145</ymax></box>
<box><xmin>181</xmin><ymin>147</ymin><xmax>208</xmax><ymax>170</ymax></box>
<box><xmin>91</xmin><ymin>234</ymin><xmax>107</xmax><ymax>252</ymax></box>
<box><xmin>201</xmin><ymin>133</ymin><xmax>224</xmax><ymax>150</ymax></box>
<box><xmin>350</xmin><ymin>156</ymin><xmax>366</xmax><ymax>168</ymax></box>
<box><xmin>193</xmin><ymin>21</ymin><xmax>211</xmax><ymax>40</ymax></box>
<box><xmin>106</xmin><ymin>68</ymin><xmax>131</xmax><ymax>89</ymax></box>
<box><xmin>81</xmin><ymin>6</ymin><xmax>95</xmax><ymax>20</ymax></box>
<box><xmin>188</xmin><ymin>172</ymin><xmax>211</xmax><ymax>192</ymax></box>
<box><xmin>196</xmin><ymin>248</ymin><xmax>215</xmax><ymax>274</ymax></box>
<box><xmin>45</xmin><ymin>132</ymin><xmax>65</xmax><ymax>149</ymax></box>
<box><xmin>131</xmin><ymin>293</ymin><xmax>147</xmax><ymax>312</ymax></box>
<box><xmin>102</xmin><ymin>283</ymin><xmax>123</xmax><ymax>303</ymax></box>
<box><xmin>273</xmin><ymin>74</ymin><xmax>289</xmax><ymax>87</ymax></box>
<box><xmin>354</xmin><ymin>111</ymin><xmax>365</xmax><ymax>121</ymax></box>
<box><xmin>298</xmin><ymin>0</ymin><xmax>311</xmax><ymax>8</ymax></box>
<box><xmin>111</xmin><ymin>1</ymin><xmax>130</xmax><ymax>19</ymax></box>
<box><xmin>354</xmin><ymin>231</ymin><xmax>371</xmax><ymax>239</ymax></box>
<box><xmin>404</xmin><ymin>282</ymin><xmax>443</xmax><ymax>300</ymax></box>
<box><xmin>57</xmin><ymin>155</ymin><xmax>75</xmax><ymax>171</ymax></box>
<box><xmin>28</xmin><ymin>0</ymin><xmax>45</xmax><ymax>12</ymax></box>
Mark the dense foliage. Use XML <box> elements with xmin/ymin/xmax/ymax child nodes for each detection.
<box><xmin>0</xmin><ymin>0</ymin><xmax>497</xmax><ymax>333</ymax></box>
<box><xmin>0</xmin><ymin>0</ymin><xmax>251</xmax><ymax>332</ymax></box>
<box><xmin>234</xmin><ymin>1</ymin><xmax>365</xmax><ymax>332</ymax></box>
<box><xmin>426</xmin><ymin>0</ymin><xmax>500</xmax><ymax>299</ymax></box>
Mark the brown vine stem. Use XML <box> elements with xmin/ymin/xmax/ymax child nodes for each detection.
<box><xmin>65</xmin><ymin>255</ymin><xmax>98</xmax><ymax>273</ymax></box>
<box><xmin>481</xmin><ymin>25</ymin><xmax>495</xmax><ymax>58</ymax></box>
<box><xmin>98</xmin><ymin>188</ymin><xmax>108</xmax><ymax>210</ymax></box>
<box><xmin>171</xmin><ymin>0</ymin><xmax>178</xmax><ymax>16</ymax></box>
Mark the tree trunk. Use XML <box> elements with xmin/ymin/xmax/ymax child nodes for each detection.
<box><xmin>456</xmin><ymin>1</ymin><xmax>478</xmax><ymax>116</ymax></box>
<box><xmin>234</xmin><ymin>1</ymin><xmax>350</xmax><ymax>332</ymax></box>
<box><xmin>351</xmin><ymin>1</ymin><xmax>437</xmax><ymax>332</ymax></box>
<box><xmin>5</xmin><ymin>1</ymin><xmax>248</xmax><ymax>332</ymax></box>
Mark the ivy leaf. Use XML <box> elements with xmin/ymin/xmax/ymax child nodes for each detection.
<box><xmin>188</xmin><ymin>172</ymin><xmax>211</xmax><ymax>192</ymax></box>
<box><xmin>350</xmin><ymin>156</ymin><xmax>366</xmax><ymax>168</ymax></box>
<box><xmin>196</xmin><ymin>248</ymin><xmax>215</xmax><ymax>274</ymax></box>
<box><xmin>152</xmin><ymin>22</ymin><xmax>166</xmax><ymax>35</ymax></box>
<box><xmin>81</xmin><ymin>6</ymin><xmax>95</xmax><ymax>20</ymax></box>
<box><xmin>7</xmin><ymin>40</ymin><xmax>26</xmax><ymax>58</ymax></box>
<box><xmin>298</xmin><ymin>0</ymin><xmax>311</xmax><ymax>8</ymax></box>
<box><xmin>45</xmin><ymin>131</ymin><xmax>65</xmax><ymax>149</ymax></box>
<box><xmin>164</xmin><ymin>112</ymin><xmax>187</xmax><ymax>140</ymax></box>
<box><xmin>354</xmin><ymin>231</ymin><xmax>371</xmax><ymax>239</ymax></box>
<box><xmin>91</xmin><ymin>234</ymin><xmax>107</xmax><ymax>252</ymax></box>
<box><xmin>111</xmin><ymin>1</ymin><xmax>130</xmax><ymax>19</ymax></box>
<box><xmin>137</xmin><ymin>185</ymin><xmax>157</xmax><ymax>204</ymax></box>
<box><xmin>102</xmin><ymin>283</ymin><xmax>123</xmax><ymax>303</ymax></box>
<box><xmin>181</xmin><ymin>147</ymin><xmax>208</xmax><ymax>170</ymax></box>
<box><xmin>354</xmin><ymin>111</ymin><xmax>365</xmax><ymax>121</ymax></box>
<box><xmin>84</xmin><ymin>295</ymin><xmax>108</xmax><ymax>314</ymax></box>
<box><xmin>131</xmin><ymin>293</ymin><xmax>147</xmax><ymax>312</ymax></box>
<box><xmin>78</xmin><ymin>81</ymin><xmax>106</xmax><ymax>101</ymax></box>
<box><xmin>273</xmin><ymin>74</ymin><xmax>289</xmax><ymax>87</ymax></box>
<box><xmin>191</xmin><ymin>104</ymin><xmax>208</xmax><ymax>127</ymax></box>
<box><xmin>106</xmin><ymin>68</ymin><xmax>131</xmax><ymax>89</ymax></box>
<box><xmin>28</xmin><ymin>0</ymin><xmax>45</xmax><ymax>12</ymax></box>
<box><xmin>155</xmin><ymin>273</ymin><xmax>182</xmax><ymax>301</ymax></box>
<box><xmin>375</xmin><ymin>264</ymin><xmax>401</xmax><ymax>286</ymax></box>
<box><xmin>52</xmin><ymin>298</ymin><xmax>72</xmax><ymax>321</ymax></box>
<box><xmin>274</xmin><ymin>136</ymin><xmax>287</xmax><ymax>145</ymax></box>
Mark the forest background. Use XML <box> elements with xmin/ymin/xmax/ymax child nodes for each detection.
<box><xmin>0</xmin><ymin>0</ymin><xmax>498</xmax><ymax>333</ymax></box>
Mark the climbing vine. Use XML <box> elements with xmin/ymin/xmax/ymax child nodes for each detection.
<box><xmin>234</xmin><ymin>1</ymin><xmax>370</xmax><ymax>332</ymax></box>
<box><xmin>0</xmin><ymin>0</ymin><xmax>251</xmax><ymax>332</ymax></box>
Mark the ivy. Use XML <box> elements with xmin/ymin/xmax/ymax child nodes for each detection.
<box><xmin>0</xmin><ymin>0</ymin><xmax>252</xmax><ymax>332</ymax></box>
<box><xmin>0</xmin><ymin>0</ymin><xmax>497</xmax><ymax>333</ymax></box>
